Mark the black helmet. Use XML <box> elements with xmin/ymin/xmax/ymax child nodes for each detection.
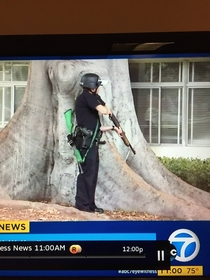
<box><xmin>80</xmin><ymin>73</ymin><xmax>102</xmax><ymax>89</ymax></box>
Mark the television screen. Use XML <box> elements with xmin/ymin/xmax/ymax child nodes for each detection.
<box><xmin>0</xmin><ymin>32</ymin><xmax>210</xmax><ymax>279</ymax></box>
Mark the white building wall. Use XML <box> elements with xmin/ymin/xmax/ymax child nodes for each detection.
<box><xmin>151</xmin><ymin>146</ymin><xmax>210</xmax><ymax>159</ymax></box>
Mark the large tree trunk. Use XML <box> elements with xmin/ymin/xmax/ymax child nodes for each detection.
<box><xmin>0</xmin><ymin>59</ymin><xmax>210</xmax><ymax>220</ymax></box>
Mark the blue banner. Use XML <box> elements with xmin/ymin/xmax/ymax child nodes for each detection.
<box><xmin>0</xmin><ymin>220</ymin><xmax>209</xmax><ymax>277</ymax></box>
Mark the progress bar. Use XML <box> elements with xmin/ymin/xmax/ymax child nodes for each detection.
<box><xmin>0</xmin><ymin>233</ymin><xmax>156</xmax><ymax>241</ymax></box>
<box><xmin>0</xmin><ymin>255</ymin><xmax>146</xmax><ymax>259</ymax></box>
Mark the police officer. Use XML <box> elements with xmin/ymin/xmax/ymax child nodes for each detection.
<box><xmin>74</xmin><ymin>73</ymin><xmax>121</xmax><ymax>213</ymax></box>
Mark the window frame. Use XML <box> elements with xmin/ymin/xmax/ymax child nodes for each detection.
<box><xmin>0</xmin><ymin>61</ymin><xmax>29</xmax><ymax>130</ymax></box>
<box><xmin>129</xmin><ymin>57</ymin><xmax>210</xmax><ymax>147</ymax></box>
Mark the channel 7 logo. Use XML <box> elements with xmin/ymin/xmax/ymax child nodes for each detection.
<box><xmin>169</xmin><ymin>229</ymin><xmax>200</xmax><ymax>262</ymax></box>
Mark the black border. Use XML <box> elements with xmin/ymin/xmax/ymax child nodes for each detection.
<box><xmin>0</xmin><ymin>31</ymin><xmax>210</xmax><ymax>57</ymax></box>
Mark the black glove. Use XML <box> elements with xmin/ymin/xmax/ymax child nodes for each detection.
<box><xmin>67</xmin><ymin>134</ymin><xmax>74</xmax><ymax>146</ymax></box>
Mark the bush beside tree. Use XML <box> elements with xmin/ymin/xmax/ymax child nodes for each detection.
<box><xmin>158</xmin><ymin>157</ymin><xmax>210</xmax><ymax>193</ymax></box>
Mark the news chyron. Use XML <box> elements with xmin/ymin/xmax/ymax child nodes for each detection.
<box><xmin>0</xmin><ymin>220</ymin><xmax>170</xmax><ymax>271</ymax></box>
<box><xmin>0</xmin><ymin>220</ymin><xmax>208</xmax><ymax>277</ymax></box>
<box><xmin>0</xmin><ymin>221</ymin><xmax>29</xmax><ymax>233</ymax></box>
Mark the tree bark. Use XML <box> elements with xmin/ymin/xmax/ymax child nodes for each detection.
<box><xmin>0</xmin><ymin>59</ymin><xmax>210</xmax><ymax>220</ymax></box>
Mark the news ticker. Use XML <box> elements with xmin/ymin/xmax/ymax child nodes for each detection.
<box><xmin>0</xmin><ymin>240</ymin><xmax>170</xmax><ymax>270</ymax></box>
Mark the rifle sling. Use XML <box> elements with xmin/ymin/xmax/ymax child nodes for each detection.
<box><xmin>81</xmin><ymin>119</ymin><xmax>99</xmax><ymax>163</ymax></box>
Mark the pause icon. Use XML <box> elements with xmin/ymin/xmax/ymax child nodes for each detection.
<box><xmin>157</xmin><ymin>250</ymin><xmax>165</xmax><ymax>261</ymax></box>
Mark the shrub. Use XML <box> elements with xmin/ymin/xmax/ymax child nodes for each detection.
<box><xmin>158</xmin><ymin>157</ymin><xmax>210</xmax><ymax>193</ymax></box>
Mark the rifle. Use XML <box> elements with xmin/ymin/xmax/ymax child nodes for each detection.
<box><xmin>109</xmin><ymin>113</ymin><xmax>136</xmax><ymax>155</ymax></box>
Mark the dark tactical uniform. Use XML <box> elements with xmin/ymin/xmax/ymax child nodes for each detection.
<box><xmin>75</xmin><ymin>89</ymin><xmax>105</xmax><ymax>212</ymax></box>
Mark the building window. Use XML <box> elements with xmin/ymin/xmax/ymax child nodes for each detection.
<box><xmin>188</xmin><ymin>88</ymin><xmax>210</xmax><ymax>145</ymax></box>
<box><xmin>0</xmin><ymin>62</ymin><xmax>29</xmax><ymax>82</ymax></box>
<box><xmin>189</xmin><ymin>61</ymin><xmax>210</xmax><ymax>82</ymax></box>
<box><xmin>0</xmin><ymin>62</ymin><xmax>29</xmax><ymax>130</ymax></box>
<box><xmin>132</xmin><ymin>87</ymin><xmax>182</xmax><ymax>144</ymax></box>
<box><xmin>129</xmin><ymin>59</ymin><xmax>210</xmax><ymax>146</ymax></box>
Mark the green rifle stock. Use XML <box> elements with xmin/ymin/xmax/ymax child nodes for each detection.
<box><xmin>64</xmin><ymin>109</ymin><xmax>74</xmax><ymax>134</ymax></box>
<box><xmin>64</xmin><ymin>109</ymin><xmax>84</xmax><ymax>173</ymax></box>
<box><xmin>109</xmin><ymin>113</ymin><xmax>136</xmax><ymax>155</ymax></box>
